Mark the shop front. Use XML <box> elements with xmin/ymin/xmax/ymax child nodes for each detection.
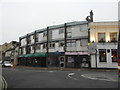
<box><xmin>48</xmin><ymin>52</ymin><xmax>64</xmax><ymax>67</ymax></box>
<box><xmin>65</xmin><ymin>52</ymin><xmax>89</xmax><ymax>68</ymax></box>
<box><xmin>18</xmin><ymin>53</ymin><xmax>47</xmax><ymax>67</ymax></box>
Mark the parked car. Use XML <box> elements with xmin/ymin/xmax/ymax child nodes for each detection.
<box><xmin>2</xmin><ymin>61</ymin><xmax>13</xmax><ymax>67</ymax></box>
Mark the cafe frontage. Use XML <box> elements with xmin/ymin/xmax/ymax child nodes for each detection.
<box><xmin>18</xmin><ymin>53</ymin><xmax>47</xmax><ymax>67</ymax></box>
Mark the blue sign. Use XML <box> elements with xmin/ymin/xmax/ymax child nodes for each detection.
<box><xmin>56</xmin><ymin>50</ymin><xmax>60</xmax><ymax>54</ymax></box>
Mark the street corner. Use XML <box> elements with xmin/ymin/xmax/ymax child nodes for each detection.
<box><xmin>81</xmin><ymin>72</ymin><xmax>118</xmax><ymax>82</ymax></box>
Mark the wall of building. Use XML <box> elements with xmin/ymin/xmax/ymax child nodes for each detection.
<box><xmin>89</xmin><ymin>22</ymin><xmax>118</xmax><ymax>43</ymax></box>
<box><xmin>21</xmin><ymin>38</ymin><xmax>27</xmax><ymax>46</ymax></box>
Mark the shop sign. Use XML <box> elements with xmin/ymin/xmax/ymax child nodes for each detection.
<box><xmin>65</xmin><ymin>52</ymin><xmax>88</xmax><ymax>55</ymax></box>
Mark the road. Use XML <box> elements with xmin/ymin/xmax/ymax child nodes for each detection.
<box><xmin>2</xmin><ymin>67</ymin><xmax>119</xmax><ymax>89</ymax></box>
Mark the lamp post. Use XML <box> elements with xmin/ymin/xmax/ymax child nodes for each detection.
<box><xmin>95</xmin><ymin>49</ymin><xmax>97</xmax><ymax>69</ymax></box>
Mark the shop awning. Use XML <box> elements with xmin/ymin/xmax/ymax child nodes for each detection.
<box><xmin>19</xmin><ymin>53</ymin><xmax>46</xmax><ymax>58</ymax></box>
<box><xmin>34</xmin><ymin>53</ymin><xmax>46</xmax><ymax>57</ymax></box>
<box><xmin>25</xmin><ymin>54</ymin><xmax>35</xmax><ymax>57</ymax></box>
<box><xmin>19</xmin><ymin>55</ymin><xmax>26</xmax><ymax>58</ymax></box>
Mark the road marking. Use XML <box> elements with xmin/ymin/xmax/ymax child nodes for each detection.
<box><xmin>68</xmin><ymin>73</ymin><xmax>77</xmax><ymax>80</ymax></box>
<box><xmin>81</xmin><ymin>74</ymin><xmax>117</xmax><ymax>82</ymax></box>
<box><xmin>2</xmin><ymin>76</ymin><xmax>8</xmax><ymax>90</ymax></box>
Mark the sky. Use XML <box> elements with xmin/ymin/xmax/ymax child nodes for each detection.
<box><xmin>0</xmin><ymin>0</ymin><xmax>119</xmax><ymax>45</ymax></box>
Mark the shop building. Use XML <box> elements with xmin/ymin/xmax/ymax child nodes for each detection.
<box><xmin>89</xmin><ymin>22</ymin><xmax>118</xmax><ymax>69</ymax></box>
<box><xmin>19</xmin><ymin>21</ymin><xmax>89</xmax><ymax>68</ymax></box>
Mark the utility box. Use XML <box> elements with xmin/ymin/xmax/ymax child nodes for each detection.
<box><xmin>59</xmin><ymin>56</ymin><xmax>65</xmax><ymax>67</ymax></box>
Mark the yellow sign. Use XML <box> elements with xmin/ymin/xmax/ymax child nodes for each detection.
<box><xmin>88</xmin><ymin>43</ymin><xmax>90</xmax><ymax>46</ymax></box>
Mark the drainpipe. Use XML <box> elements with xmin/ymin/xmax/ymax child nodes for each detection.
<box><xmin>64</xmin><ymin>23</ymin><xmax>67</xmax><ymax>68</ymax></box>
<box><xmin>18</xmin><ymin>37</ymin><xmax>21</xmax><ymax>65</ymax></box>
<box><xmin>95</xmin><ymin>49</ymin><xmax>97</xmax><ymax>69</ymax></box>
<box><xmin>34</xmin><ymin>31</ymin><xmax>36</xmax><ymax>54</ymax></box>
<box><xmin>46</xmin><ymin>27</ymin><xmax>49</xmax><ymax>67</ymax></box>
<box><xmin>88</xmin><ymin>26</ymin><xmax>91</xmax><ymax>68</ymax></box>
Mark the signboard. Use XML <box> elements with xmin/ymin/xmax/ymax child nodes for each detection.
<box><xmin>88</xmin><ymin>43</ymin><xmax>97</xmax><ymax>54</ymax></box>
<box><xmin>65</xmin><ymin>52</ymin><xmax>88</xmax><ymax>55</ymax></box>
<box><xmin>56</xmin><ymin>50</ymin><xmax>60</xmax><ymax>55</ymax></box>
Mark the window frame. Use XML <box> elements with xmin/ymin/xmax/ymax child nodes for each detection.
<box><xmin>98</xmin><ymin>32</ymin><xmax>105</xmax><ymax>43</ymax></box>
<box><xmin>110</xmin><ymin>32</ymin><xmax>117</xmax><ymax>42</ymax></box>
<box><xmin>99</xmin><ymin>49</ymin><xmax>107</xmax><ymax>62</ymax></box>
<box><xmin>111</xmin><ymin>49</ymin><xmax>117</xmax><ymax>62</ymax></box>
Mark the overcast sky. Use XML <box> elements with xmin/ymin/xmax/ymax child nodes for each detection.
<box><xmin>0</xmin><ymin>0</ymin><xmax>119</xmax><ymax>45</ymax></box>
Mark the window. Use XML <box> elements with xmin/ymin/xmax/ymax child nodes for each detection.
<box><xmin>32</xmin><ymin>45</ymin><xmax>34</xmax><ymax>50</ymax></box>
<box><xmin>36</xmin><ymin>44</ymin><xmax>40</xmax><ymax>50</ymax></box>
<box><xmin>98</xmin><ymin>33</ymin><xmax>105</xmax><ymax>43</ymax></box>
<box><xmin>43</xmin><ymin>43</ymin><xmax>46</xmax><ymax>49</ymax></box>
<box><xmin>59</xmin><ymin>28</ymin><xmax>64</xmax><ymax>34</ymax></box>
<box><xmin>80</xmin><ymin>39</ymin><xmax>88</xmax><ymax>46</ymax></box>
<box><xmin>99</xmin><ymin>49</ymin><xmax>106</xmax><ymax>62</ymax></box>
<box><xmin>36</xmin><ymin>33</ymin><xmax>39</xmax><ymax>42</ymax></box>
<box><xmin>80</xmin><ymin>24</ymin><xmax>87</xmax><ymax>31</ymax></box>
<box><xmin>110</xmin><ymin>32</ymin><xmax>117</xmax><ymax>42</ymax></box>
<box><xmin>67</xmin><ymin>40</ymin><xmax>76</xmax><ymax>47</ymax></box>
<box><xmin>67</xmin><ymin>32</ymin><xmax>72</xmax><ymax>38</ymax></box>
<box><xmin>59</xmin><ymin>41</ymin><xmax>64</xmax><ymax>47</ymax></box>
<box><xmin>43</xmin><ymin>31</ymin><xmax>47</xmax><ymax>37</ymax></box>
<box><xmin>49</xmin><ymin>42</ymin><xmax>55</xmax><ymax>48</ymax></box>
<box><xmin>67</xmin><ymin>29</ymin><xmax>72</xmax><ymax>38</ymax></box>
<box><xmin>49</xmin><ymin>30</ymin><xmax>52</xmax><ymax>40</ymax></box>
<box><xmin>111</xmin><ymin>49</ymin><xmax>117</xmax><ymax>62</ymax></box>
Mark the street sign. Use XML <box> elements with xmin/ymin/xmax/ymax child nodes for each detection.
<box><xmin>88</xmin><ymin>43</ymin><xmax>97</xmax><ymax>54</ymax></box>
<box><xmin>88</xmin><ymin>43</ymin><xmax>90</xmax><ymax>46</ymax></box>
<box><xmin>56</xmin><ymin>50</ymin><xmax>60</xmax><ymax>54</ymax></box>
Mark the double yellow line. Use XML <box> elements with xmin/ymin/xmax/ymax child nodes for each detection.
<box><xmin>1</xmin><ymin>76</ymin><xmax>8</xmax><ymax>90</ymax></box>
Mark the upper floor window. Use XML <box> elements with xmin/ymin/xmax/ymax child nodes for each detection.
<box><xmin>59</xmin><ymin>41</ymin><xmax>64</xmax><ymax>47</ymax></box>
<box><xmin>80</xmin><ymin>39</ymin><xmax>88</xmax><ymax>46</ymax></box>
<box><xmin>110</xmin><ymin>32</ymin><xmax>117</xmax><ymax>42</ymax></box>
<box><xmin>43</xmin><ymin>43</ymin><xmax>46</xmax><ymax>49</ymax></box>
<box><xmin>59</xmin><ymin>28</ymin><xmax>64</xmax><ymax>34</ymax></box>
<box><xmin>32</xmin><ymin>45</ymin><xmax>34</xmax><ymax>50</ymax></box>
<box><xmin>43</xmin><ymin>31</ymin><xmax>47</xmax><ymax>37</ymax></box>
<box><xmin>49</xmin><ymin>42</ymin><xmax>55</xmax><ymax>48</ymax></box>
<box><xmin>80</xmin><ymin>24</ymin><xmax>87</xmax><ymax>31</ymax></box>
<box><xmin>49</xmin><ymin>30</ymin><xmax>52</xmax><ymax>40</ymax></box>
<box><xmin>98</xmin><ymin>33</ymin><xmax>105</xmax><ymax>43</ymax></box>
<box><xmin>36</xmin><ymin>44</ymin><xmax>40</xmax><ymax>50</ymax></box>
<box><xmin>67</xmin><ymin>40</ymin><xmax>76</xmax><ymax>47</ymax></box>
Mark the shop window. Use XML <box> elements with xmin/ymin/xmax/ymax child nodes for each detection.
<box><xmin>98</xmin><ymin>33</ymin><xmax>105</xmax><ymax>43</ymax></box>
<box><xmin>99</xmin><ymin>49</ymin><xmax>106</xmax><ymax>62</ymax></box>
<box><xmin>59</xmin><ymin>28</ymin><xmax>64</xmax><ymax>34</ymax></box>
<box><xmin>110</xmin><ymin>32</ymin><xmax>117</xmax><ymax>42</ymax></box>
<box><xmin>111</xmin><ymin>49</ymin><xmax>117</xmax><ymax>62</ymax></box>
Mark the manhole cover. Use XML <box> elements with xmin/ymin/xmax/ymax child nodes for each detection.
<box><xmin>96</xmin><ymin>77</ymin><xmax>108</xmax><ymax>79</ymax></box>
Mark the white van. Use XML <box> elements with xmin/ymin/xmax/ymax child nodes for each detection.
<box><xmin>3</xmin><ymin>61</ymin><xmax>13</xmax><ymax>67</ymax></box>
